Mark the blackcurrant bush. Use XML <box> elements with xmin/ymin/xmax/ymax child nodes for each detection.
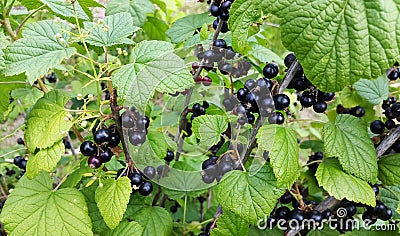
<box><xmin>80</xmin><ymin>141</ymin><xmax>98</xmax><ymax>156</ymax></box>
<box><xmin>165</xmin><ymin>150</ymin><xmax>175</xmax><ymax>162</ymax></box>
<box><xmin>313</xmin><ymin>101</ymin><xmax>327</xmax><ymax>113</ymax></box>
<box><xmin>94</xmin><ymin>129</ymin><xmax>111</xmax><ymax>144</ymax></box>
<box><xmin>273</xmin><ymin>94</ymin><xmax>290</xmax><ymax>110</ymax></box>
<box><xmin>262</xmin><ymin>63</ymin><xmax>279</xmax><ymax>79</ymax></box>
<box><xmin>88</xmin><ymin>155</ymin><xmax>102</xmax><ymax>169</ymax></box>
<box><xmin>370</xmin><ymin>120</ymin><xmax>385</xmax><ymax>134</ymax></box>
<box><xmin>98</xmin><ymin>147</ymin><xmax>113</xmax><ymax>163</ymax></box>
<box><xmin>139</xmin><ymin>181</ymin><xmax>153</xmax><ymax>196</ymax></box>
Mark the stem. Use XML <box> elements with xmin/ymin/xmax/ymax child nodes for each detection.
<box><xmin>279</xmin><ymin>59</ymin><xmax>301</xmax><ymax>94</ymax></box>
<box><xmin>0</xmin><ymin>124</ymin><xmax>24</xmax><ymax>142</ymax></box>
<box><xmin>37</xmin><ymin>78</ymin><xmax>48</xmax><ymax>93</ymax></box>
<box><xmin>0</xmin><ymin>148</ymin><xmax>26</xmax><ymax>159</ymax></box>
<box><xmin>376</xmin><ymin>126</ymin><xmax>400</xmax><ymax>157</ymax></box>
<box><xmin>75</xmin><ymin>52</ymin><xmax>101</xmax><ymax>66</ymax></box>
<box><xmin>3</xmin><ymin>17</ymin><xmax>17</xmax><ymax>40</ymax></box>
<box><xmin>152</xmin><ymin>186</ymin><xmax>162</xmax><ymax>206</ymax></box>
<box><xmin>15</xmin><ymin>5</ymin><xmax>45</xmax><ymax>36</ymax></box>
<box><xmin>67</xmin><ymin>133</ymin><xmax>78</xmax><ymax>160</ymax></box>
<box><xmin>182</xmin><ymin>194</ymin><xmax>188</xmax><ymax>235</ymax></box>
<box><xmin>72</xmin><ymin>125</ymin><xmax>84</xmax><ymax>142</ymax></box>
<box><xmin>294</xmin><ymin>182</ymin><xmax>305</xmax><ymax>209</ymax></box>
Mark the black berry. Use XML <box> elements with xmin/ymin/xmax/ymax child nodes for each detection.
<box><xmin>139</xmin><ymin>181</ymin><xmax>153</xmax><ymax>196</ymax></box>
<box><xmin>370</xmin><ymin>120</ymin><xmax>385</xmax><ymax>134</ymax></box>
<box><xmin>88</xmin><ymin>155</ymin><xmax>102</xmax><ymax>169</ymax></box>
<box><xmin>80</xmin><ymin>141</ymin><xmax>98</xmax><ymax>156</ymax></box>
<box><xmin>165</xmin><ymin>150</ymin><xmax>175</xmax><ymax>162</ymax></box>
<box><xmin>94</xmin><ymin>129</ymin><xmax>111</xmax><ymax>144</ymax></box>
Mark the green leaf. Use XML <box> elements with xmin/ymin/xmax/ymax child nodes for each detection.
<box><xmin>103</xmin><ymin>221</ymin><xmax>143</xmax><ymax>236</ymax></box>
<box><xmin>0</xmin><ymin>172</ymin><xmax>92</xmax><ymax>236</ymax></box>
<box><xmin>276</xmin><ymin>0</ymin><xmax>400</xmax><ymax>91</ymax></box>
<box><xmin>316</xmin><ymin>158</ymin><xmax>376</xmax><ymax>206</ymax></box>
<box><xmin>5</xmin><ymin>20</ymin><xmax>76</xmax><ymax>84</ymax></box>
<box><xmin>106</xmin><ymin>0</ymin><xmax>155</xmax><ymax>27</ymax></box>
<box><xmin>26</xmin><ymin>140</ymin><xmax>64</xmax><ymax>179</ymax></box>
<box><xmin>210</xmin><ymin>210</ymin><xmax>249</xmax><ymax>236</ymax></box>
<box><xmin>95</xmin><ymin>177</ymin><xmax>131</xmax><ymax>229</ymax></box>
<box><xmin>112</xmin><ymin>40</ymin><xmax>192</xmax><ymax>109</ymax></box>
<box><xmin>19</xmin><ymin>0</ymin><xmax>42</xmax><ymax>10</ymax></box>
<box><xmin>84</xmin><ymin>12</ymin><xmax>140</xmax><ymax>47</ymax></box>
<box><xmin>24</xmin><ymin>90</ymin><xmax>72</xmax><ymax>152</ymax></box>
<box><xmin>300</xmin><ymin>140</ymin><xmax>324</xmax><ymax>153</ymax></box>
<box><xmin>11</xmin><ymin>87</ymin><xmax>44</xmax><ymax>109</ymax></box>
<box><xmin>146</xmin><ymin>130</ymin><xmax>168</xmax><ymax>159</ymax></box>
<box><xmin>257</xmin><ymin>125</ymin><xmax>299</xmax><ymax>188</ymax></box>
<box><xmin>0</xmin><ymin>75</ymin><xmax>26</xmax><ymax>121</ymax></box>
<box><xmin>81</xmin><ymin>183</ymin><xmax>109</xmax><ymax>234</ymax></box>
<box><xmin>42</xmin><ymin>0</ymin><xmax>89</xmax><ymax>20</ymax></box>
<box><xmin>215</xmin><ymin>164</ymin><xmax>285</xmax><ymax>224</ymax></box>
<box><xmin>378</xmin><ymin>154</ymin><xmax>400</xmax><ymax>186</ymax></box>
<box><xmin>142</xmin><ymin>16</ymin><xmax>168</xmax><ymax>40</ymax></box>
<box><xmin>61</xmin><ymin>158</ymin><xmax>92</xmax><ymax>188</ymax></box>
<box><xmin>166</xmin><ymin>12</ymin><xmax>214</xmax><ymax>44</ymax></box>
<box><xmin>132</xmin><ymin>206</ymin><xmax>173</xmax><ymax>236</ymax></box>
<box><xmin>78</xmin><ymin>0</ymin><xmax>104</xmax><ymax>20</ymax></box>
<box><xmin>379</xmin><ymin>186</ymin><xmax>400</xmax><ymax>220</ymax></box>
<box><xmin>353</xmin><ymin>75</ymin><xmax>389</xmax><ymax>105</ymax></box>
<box><xmin>322</xmin><ymin>114</ymin><xmax>377</xmax><ymax>182</ymax></box>
<box><xmin>338</xmin><ymin>87</ymin><xmax>364</xmax><ymax>108</ymax></box>
<box><xmin>192</xmin><ymin>115</ymin><xmax>228</xmax><ymax>148</ymax></box>
<box><xmin>249</xmin><ymin>43</ymin><xmax>284</xmax><ymax>65</ymax></box>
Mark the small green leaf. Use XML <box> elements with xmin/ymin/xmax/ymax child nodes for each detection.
<box><xmin>316</xmin><ymin>158</ymin><xmax>376</xmax><ymax>206</ymax></box>
<box><xmin>78</xmin><ymin>0</ymin><xmax>104</xmax><ymax>20</ymax></box>
<box><xmin>112</xmin><ymin>40</ymin><xmax>192</xmax><ymax>109</ymax></box>
<box><xmin>103</xmin><ymin>221</ymin><xmax>142</xmax><ymax>236</ymax></box>
<box><xmin>84</xmin><ymin>12</ymin><xmax>140</xmax><ymax>47</ymax></box>
<box><xmin>25</xmin><ymin>90</ymin><xmax>72</xmax><ymax>152</ymax></box>
<box><xmin>257</xmin><ymin>125</ymin><xmax>299</xmax><ymax>188</ymax></box>
<box><xmin>378</xmin><ymin>154</ymin><xmax>400</xmax><ymax>186</ymax></box>
<box><xmin>210</xmin><ymin>210</ymin><xmax>249</xmax><ymax>236</ymax></box>
<box><xmin>42</xmin><ymin>0</ymin><xmax>89</xmax><ymax>20</ymax></box>
<box><xmin>0</xmin><ymin>75</ymin><xmax>26</xmax><ymax>121</ymax></box>
<box><xmin>192</xmin><ymin>115</ymin><xmax>228</xmax><ymax>148</ymax></box>
<box><xmin>338</xmin><ymin>87</ymin><xmax>364</xmax><ymax>108</ymax></box>
<box><xmin>5</xmin><ymin>20</ymin><xmax>76</xmax><ymax>84</ymax></box>
<box><xmin>215</xmin><ymin>164</ymin><xmax>285</xmax><ymax>225</ymax></box>
<box><xmin>26</xmin><ymin>140</ymin><xmax>64</xmax><ymax>179</ymax></box>
<box><xmin>0</xmin><ymin>172</ymin><xmax>92</xmax><ymax>236</ymax></box>
<box><xmin>61</xmin><ymin>158</ymin><xmax>92</xmax><ymax>188</ymax></box>
<box><xmin>276</xmin><ymin>0</ymin><xmax>400</xmax><ymax>91</ymax></box>
<box><xmin>249</xmin><ymin>43</ymin><xmax>284</xmax><ymax>65</ymax></box>
<box><xmin>142</xmin><ymin>16</ymin><xmax>168</xmax><ymax>40</ymax></box>
<box><xmin>322</xmin><ymin>115</ymin><xmax>377</xmax><ymax>182</ymax></box>
<box><xmin>133</xmin><ymin>206</ymin><xmax>173</xmax><ymax>236</ymax></box>
<box><xmin>95</xmin><ymin>177</ymin><xmax>131</xmax><ymax>229</ymax></box>
<box><xmin>353</xmin><ymin>75</ymin><xmax>389</xmax><ymax>105</ymax></box>
<box><xmin>300</xmin><ymin>140</ymin><xmax>324</xmax><ymax>153</ymax></box>
<box><xmin>81</xmin><ymin>183</ymin><xmax>108</xmax><ymax>234</ymax></box>
<box><xmin>11</xmin><ymin>87</ymin><xmax>44</xmax><ymax>108</ymax></box>
<box><xmin>379</xmin><ymin>186</ymin><xmax>400</xmax><ymax>220</ymax></box>
<box><xmin>146</xmin><ymin>131</ymin><xmax>168</xmax><ymax>159</ymax></box>
<box><xmin>166</xmin><ymin>12</ymin><xmax>214</xmax><ymax>44</ymax></box>
<box><xmin>106</xmin><ymin>0</ymin><xmax>155</xmax><ymax>27</ymax></box>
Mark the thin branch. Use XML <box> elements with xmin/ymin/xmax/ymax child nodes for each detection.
<box><xmin>376</xmin><ymin>126</ymin><xmax>400</xmax><ymax>157</ymax></box>
<box><xmin>15</xmin><ymin>5</ymin><xmax>45</xmax><ymax>36</ymax></box>
<box><xmin>72</xmin><ymin>125</ymin><xmax>84</xmax><ymax>143</ymax></box>
<box><xmin>37</xmin><ymin>78</ymin><xmax>48</xmax><ymax>93</ymax></box>
<box><xmin>3</xmin><ymin>17</ymin><xmax>17</xmax><ymax>40</ymax></box>
<box><xmin>279</xmin><ymin>59</ymin><xmax>300</xmax><ymax>94</ymax></box>
<box><xmin>67</xmin><ymin>133</ymin><xmax>78</xmax><ymax>160</ymax></box>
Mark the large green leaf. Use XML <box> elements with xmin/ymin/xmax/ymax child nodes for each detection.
<box><xmin>103</xmin><ymin>221</ymin><xmax>143</xmax><ymax>236</ymax></box>
<box><xmin>166</xmin><ymin>12</ymin><xmax>214</xmax><ymax>44</ymax></box>
<box><xmin>112</xmin><ymin>40</ymin><xmax>192</xmax><ymax>109</ymax></box>
<box><xmin>276</xmin><ymin>0</ymin><xmax>400</xmax><ymax>91</ymax></box>
<box><xmin>42</xmin><ymin>0</ymin><xmax>89</xmax><ymax>20</ymax></box>
<box><xmin>257</xmin><ymin>125</ymin><xmax>299</xmax><ymax>188</ymax></box>
<box><xmin>106</xmin><ymin>0</ymin><xmax>154</xmax><ymax>27</ymax></box>
<box><xmin>353</xmin><ymin>75</ymin><xmax>389</xmax><ymax>105</ymax></box>
<box><xmin>26</xmin><ymin>140</ymin><xmax>64</xmax><ymax>179</ymax></box>
<box><xmin>0</xmin><ymin>172</ymin><xmax>92</xmax><ymax>236</ymax></box>
<box><xmin>84</xmin><ymin>12</ymin><xmax>140</xmax><ymax>47</ymax></box>
<box><xmin>378</xmin><ymin>154</ymin><xmax>400</xmax><ymax>186</ymax></box>
<box><xmin>192</xmin><ymin>115</ymin><xmax>228</xmax><ymax>148</ymax></box>
<box><xmin>95</xmin><ymin>177</ymin><xmax>131</xmax><ymax>229</ymax></box>
<box><xmin>215</xmin><ymin>164</ymin><xmax>285</xmax><ymax>225</ymax></box>
<box><xmin>25</xmin><ymin>90</ymin><xmax>72</xmax><ymax>152</ymax></box>
<box><xmin>379</xmin><ymin>186</ymin><xmax>400</xmax><ymax>220</ymax></box>
<box><xmin>143</xmin><ymin>16</ymin><xmax>168</xmax><ymax>40</ymax></box>
<box><xmin>81</xmin><ymin>183</ymin><xmax>109</xmax><ymax>234</ymax></box>
<box><xmin>210</xmin><ymin>210</ymin><xmax>249</xmax><ymax>236</ymax></box>
<box><xmin>5</xmin><ymin>20</ymin><xmax>76</xmax><ymax>84</ymax></box>
<box><xmin>19</xmin><ymin>0</ymin><xmax>42</xmax><ymax>10</ymax></box>
<box><xmin>322</xmin><ymin>115</ymin><xmax>377</xmax><ymax>182</ymax></box>
<box><xmin>24</xmin><ymin>90</ymin><xmax>72</xmax><ymax>152</ymax></box>
<box><xmin>133</xmin><ymin>206</ymin><xmax>173</xmax><ymax>236</ymax></box>
<box><xmin>316</xmin><ymin>158</ymin><xmax>376</xmax><ymax>206</ymax></box>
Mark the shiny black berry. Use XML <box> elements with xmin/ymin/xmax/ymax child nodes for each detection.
<box><xmin>385</xmin><ymin>119</ymin><xmax>396</xmax><ymax>130</ymax></box>
<box><xmin>108</xmin><ymin>134</ymin><xmax>120</xmax><ymax>148</ymax></box>
<box><xmin>313</xmin><ymin>101</ymin><xmax>327</xmax><ymax>113</ymax></box>
<box><xmin>262</xmin><ymin>63</ymin><xmax>279</xmax><ymax>79</ymax></box>
<box><xmin>268</xmin><ymin>112</ymin><xmax>285</xmax><ymax>124</ymax></box>
<box><xmin>284</xmin><ymin>53</ymin><xmax>296</xmax><ymax>68</ymax></box>
<box><xmin>13</xmin><ymin>156</ymin><xmax>24</xmax><ymax>167</ymax></box>
<box><xmin>129</xmin><ymin>130</ymin><xmax>146</xmax><ymax>146</ymax></box>
<box><xmin>391</xmin><ymin>103</ymin><xmax>400</xmax><ymax>117</ymax></box>
<box><xmin>143</xmin><ymin>166</ymin><xmax>156</xmax><ymax>179</ymax></box>
<box><xmin>165</xmin><ymin>150</ymin><xmax>175</xmax><ymax>162</ymax></box>
<box><xmin>370</xmin><ymin>120</ymin><xmax>385</xmax><ymax>134</ymax></box>
<box><xmin>98</xmin><ymin>147</ymin><xmax>113</xmax><ymax>163</ymax></box>
<box><xmin>94</xmin><ymin>129</ymin><xmax>111</xmax><ymax>144</ymax></box>
<box><xmin>350</xmin><ymin>106</ymin><xmax>365</xmax><ymax>117</ymax></box>
<box><xmin>274</xmin><ymin>94</ymin><xmax>290</xmax><ymax>110</ymax></box>
<box><xmin>279</xmin><ymin>191</ymin><xmax>293</xmax><ymax>204</ymax></box>
<box><xmin>209</xmin><ymin>4</ymin><xmax>220</xmax><ymax>17</ymax></box>
<box><xmin>88</xmin><ymin>155</ymin><xmax>102</xmax><ymax>169</ymax></box>
<box><xmin>213</xmin><ymin>39</ymin><xmax>227</xmax><ymax>49</ymax></box>
<box><xmin>220</xmin><ymin>0</ymin><xmax>232</xmax><ymax>13</ymax></box>
<box><xmin>139</xmin><ymin>181</ymin><xmax>153</xmax><ymax>196</ymax></box>
<box><xmin>80</xmin><ymin>141</ymin><xmax>98</xmax><ymax>156</ymax></box>
<box><xmin>275</xmin><ymin>206</ymin><xmax>291</xmax><ymax>220</ymax></box>
<box><xmin>17</xmin><ymin>138</ymin><xmax>24</xmax><ymax>145</ymax></box>
<box><xmin>387</xmin><ymin>70</ymin><xmax>399</xmax><ymax>81</ymax></box>
<box><xmin>300</xmin><ymin>95</ymin><xmax>315</xmax><ymax>108</ymax></box>
<box><xmin>130</xmin><ymin>172</ymin><xmax>143</xmax><ymax>186</ymax></box>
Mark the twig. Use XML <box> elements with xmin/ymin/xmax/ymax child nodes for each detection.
<box><xmin>67</xmin><ymin>133</ymin><xmax>78</xmax><ymax>160</ymax></box>
<box><xmin>15</xmin><ymin>5</ymin><xmax>45</xmax><ymax>36</ymax></box>
<box><xmin>376</xmin><ymin>126</ymin><xmax>400</xmax><ymax>157</ymax></box>
<box><xmin>210</xmin><ymin>205</ymin><xmax>223</xmax><ymax>230</ymax></box>
<box><xmin>279</xmin><ymin>59</ymin><xmax>301</xmax><ymax>94</ymax></box>
<box><xmin>72</xmin><ymin>125</ymin><xmax>84</xmax><ymax>143</ymax></box>
<box><xmin>152</xmin><ymin>186</ymin><xmax>162</xmax><ymax>206</ymax></box>
<box><xmin>37</xmin><ymin>78</ymin><xmax>48</xmax><ymax>93</ymax></box>
<box><xmin>2</xmin><ymin>17</ymin><xmax>17</xmax><ymax>40</ymax></box>
<box><xmin>294</xmin><ymin>182</ymin><xmax>305</xmax><ymax>209</ymax></box>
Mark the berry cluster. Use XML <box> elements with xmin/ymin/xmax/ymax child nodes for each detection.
<box><xmin>121</xmin><ymin>107</ymin><xmax>150</xmax><ymax>146</ymax></box>
<box><xmin>182</xmin><ymin>101</ymin><xmax>209</xmax><ymax>137</ymax></box>
<box><xmin>370</xmin><ymin>97</ymin><xmax>399</xmax><ymax>134</ymax></box>
<box><xmin>117</xmin><ymin>168</ymin><xmax>154</xmax><ymax>196</ymax></box>
<box><xmin>201</xmin><ymin>153</ymin><xmax>237</xmax><ymax>184</ymax></box>
<box><xmin>306</xmin><ymin>151</ymin><xmax>323</xmax><ymax>171</ymax></box>
<box><xmin>208</xmin><ymin>0</ymin><xmax>233</xmax><ymax>33</ymax></box>
<box><xmin>13</xmin><ymin>156</ymin><xmax>27</xmax><ymax>172</ymax></box>
<box><xmin>362</xmin><ymin>199</ymin><xmax>393</xmax><ymax>225</ymax></box>
<box><xmin>81</xmin><ymin>125</ymin><xmax>120</xmax><ymax>169</ymax></box>
<box><xmin>336</xmin><ymin>104</ymin><xmax>366</xmax><ymax>118</ymax></box>
<box><xmin>46</xmin><ymin>72</ymin><xmax>57</xmax><ymax>83</ymax></box>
